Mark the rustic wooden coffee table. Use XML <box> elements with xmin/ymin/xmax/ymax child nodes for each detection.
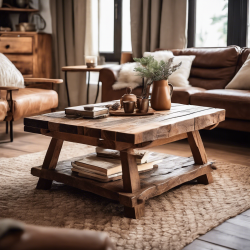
<box><xmin>24</xmin><ymin>102</ymin><xmax>225</xmax><ymax>219</ymax></box>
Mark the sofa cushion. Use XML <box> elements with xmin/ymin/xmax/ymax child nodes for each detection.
<box><xmin>190</xmin><ymin>89</ymin><xmax>250</xmax><ymax>120</ymax></box>
<box><xmin>172</xmin><ymin>87</ymin><xmax>206</xmax><ymax>105</ymax></box>
<box><xmin>171</xmin><ymin>46</ymin><xmax>241</xmax><ymax>90</ymax></box>
<box><xmin>0</xmin><ymin>99</ymin><xmax>8</xmax><ymax>121</ymax></box>
<box><xmin>12</xmin><ymin>88</ymin><xmax>58</xmax><ymax>121</ymax></box>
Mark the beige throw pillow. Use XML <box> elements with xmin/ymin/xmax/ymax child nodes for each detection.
<box><xmin>0</xmin><ymin>53</ymin><xmax>24</xmax><ymax>88</ymax></box>
<box><xmin>225</xmin><ymin>54</ymin><xmax>250</xmax><ymax>90</ymax></box>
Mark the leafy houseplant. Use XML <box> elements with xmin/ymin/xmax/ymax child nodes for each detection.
<box><xmin>133</xmin><ymin>56</ymin><xmax>182</xmax><ymax>110</ymax></box>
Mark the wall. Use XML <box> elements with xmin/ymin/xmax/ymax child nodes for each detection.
<box><xmin>38</xmin><ymin>0</ymin><xmax>52</xmax><ymax>34</ymax></box>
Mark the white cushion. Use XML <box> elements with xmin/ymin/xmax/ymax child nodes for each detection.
<box><xmin>143</xmin><ymin>50</ymin><xmax>174</xmax><ymax>61</ymax></box>
<box><xmin>143</xmin><ymin>51</ymin><xmax>195</xmax><ymax>87</ymax></box>
<box><xmin>112</xmin><ymin>50</ymin><xmax>195</xmax><ymax>90</ymax></box>
<box><xmin>0</xmin><ymin>53</ymin><xmax>24</xmax><ymax>87</ymax></box>
<box><xmin>225</xmin><ymin>54</ymin><xmax>250</xmax><ymax>90</ymax></box>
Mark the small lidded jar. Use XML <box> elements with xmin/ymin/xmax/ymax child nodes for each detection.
<box><xmin>85</xmin><ymin>56</ymin><xmax>97</xmax><ymax>68</ymax></box>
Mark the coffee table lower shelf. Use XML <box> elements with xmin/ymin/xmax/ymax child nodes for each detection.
<box><xmin>31</xmin><ymin>154</ymin><xmax>213</xmax><ymax>218</ymax></box>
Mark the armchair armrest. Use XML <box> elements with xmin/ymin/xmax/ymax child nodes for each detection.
<box><xmin>0</xmin><ymin>87</ymin><xmax>19</xmax><ymax>102</ymax></box>
<box><xmin>0</xmin><ymin>87</ymin><xmax>19</xmax><ymax>117</ymax></box>
<box><xmin>24</xmin><ymin>78</ymin><xmax>63</xmax><ymax>84</ymax></box>
<box><xmin>0</xmin><ymin>86</ymin><xmax>19</xmax><ymax>91</ymax></box>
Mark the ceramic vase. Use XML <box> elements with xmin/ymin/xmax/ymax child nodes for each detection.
<box><xmin>150</xmin><ymin>80</ymin><xmax>173</xmax><ymax>110</ymax></box>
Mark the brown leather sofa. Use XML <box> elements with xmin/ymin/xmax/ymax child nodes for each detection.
<box><xmin>0</xmin><ymin>219</ymin><xmax>115</xmax><ymax>250</ymax></box>
<box><xmin>100</xmin><ymin>46</ymin><xmax>250</xmax><ymax>132</ymax></box>
<box><xmin>0</xmin><ymin>78</ymin><xmax>62</xmax><ymax>141</ymax></box>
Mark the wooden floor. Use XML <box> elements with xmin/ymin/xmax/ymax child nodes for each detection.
<box><xmin>0</xmin><ymin>119</ymin><xmax>250</xmax><ymax>249</ymax></box>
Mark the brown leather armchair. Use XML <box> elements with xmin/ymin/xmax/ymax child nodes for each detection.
<box><xmin>0</xmin><ymin>219</ymin><xmax>115</xmax><ymax>250</ymax></box>
<box><xmin>0</xmin><ymin>78</ymin><xmax>63</xmax><ymax>141</ymax></box>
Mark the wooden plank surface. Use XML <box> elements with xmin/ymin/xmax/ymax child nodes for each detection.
<box><xmin>24</xmin><ymin>103</ymin><xmax>225</xmax><ymax>144</ymax></box>
<box><xmin>199</xmin><ymin>230</ymin><xmax>250</xmax><ymax>250</ymax></box>
<box><xmin>226</xmin><ymin>215</ymin><xmax>250</xmax><ymax>229</ymax></box>
<box><xmin>215</xmin><ymin>221</ymin><xmax>250</xmax><ymax>240</ymax></box>
<box><xmin>184</xmin><ymin>239</ymin><xmax>230</xmax><ymax>250</ymax></box>
<box><xmin>31</xmin><ymin>154</ymin><xmax>213</xmax><ymax>208</ymax></box>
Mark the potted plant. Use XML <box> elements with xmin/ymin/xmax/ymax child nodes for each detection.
<box><xmin>134</xmin><ymin>56</ymin><xmax>182</xmax><ymax>110</ymax></box>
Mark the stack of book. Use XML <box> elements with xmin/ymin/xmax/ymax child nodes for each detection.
<box><xmin>71</xmin><ymin>147</ymin><xmax>167</xmax><ymax>182</ymax></box>
<box><xmin>65</xmin><ymin>106</ymin><xmax>109</xmax><ymax>119</ymax></box>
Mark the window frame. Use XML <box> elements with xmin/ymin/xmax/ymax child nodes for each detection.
<box><xmin>187</xmin><ymin>0</ymin><xmax>249</xmax><ymax>48</ymax></box>
<box><xmin>99</xmin><ymin>0</ymin><xmax>122</xmax><ymax>63</ymax></box>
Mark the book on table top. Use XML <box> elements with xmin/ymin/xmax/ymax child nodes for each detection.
<box><xmin>65</xmin><ymin>106</ymin><xmax>108</xmax><ymax>117</ymax></box>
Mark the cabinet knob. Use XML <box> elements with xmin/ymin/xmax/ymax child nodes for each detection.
<box><xmin>5</xmin><ymin>45</ymin><xmax>10</xmax><ymax>49</ymax></box>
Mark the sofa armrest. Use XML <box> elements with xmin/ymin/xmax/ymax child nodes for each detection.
<box><xmin>99</xmin><ymin>64</ymin><xmax>122</xmax><ymax>88</ymax></box>
<box><xmin>24</xmin><ymin>78</ymin><xmax>63</xmax><ymax>84</ymax></box>
<box><xmin>99</xmin><ymin>65</ymin><xmax>123</xmax><ymax>102</ymax></box>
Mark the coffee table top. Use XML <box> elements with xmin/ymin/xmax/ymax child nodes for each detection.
<box><xmin>24</xmin><ymin>102</ymin><xmax>225</xmax><ymax>144</ymax></box>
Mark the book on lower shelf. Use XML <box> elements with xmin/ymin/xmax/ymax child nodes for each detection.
<box><xmin>96</xmin><ymin>147</ymin><xmax>151</xmax><ymax>164</ymax></box>
<box><xmin>71</xmin><ymin>152</ymin><xmax>164</xmax><ymax>182</ymax></box>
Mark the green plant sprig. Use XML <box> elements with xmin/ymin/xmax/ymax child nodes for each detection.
<box><xmin>133</xmin><ymin>56</ymin><xmax>182</xmax><ymax>98</ymax></box>
<box><xmin>133</xmin><ymin>56</ymin><xmax>182</xmax><ymax>82</ymax></box>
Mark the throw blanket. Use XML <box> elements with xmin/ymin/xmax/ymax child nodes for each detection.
<box><xmin>0</xmin><ymin>53</ymin><xmax>24</xmax><ymax>88</ymax></box>
<box><xmin>112</xmin><ymin>62</ymin><xmax>142</xmax><ymax>90</ymax></box>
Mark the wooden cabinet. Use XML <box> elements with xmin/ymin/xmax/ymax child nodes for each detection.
<box><xmin>0</xmin><ymin>32</ymin><xmax>52</xmax><ymax>78</ymax></box>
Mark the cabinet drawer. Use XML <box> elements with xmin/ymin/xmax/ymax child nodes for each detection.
<box><xmin>5</xmin><ymin>54</ymin><xmax>33</xmax><ymax>75</ymax></box>
<box><xmin>0</xmin><ymin>37</ymin><xmax>33</xmax><ymax>54</ymax></box>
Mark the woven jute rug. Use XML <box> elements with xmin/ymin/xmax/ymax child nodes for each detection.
<box><xmin>1</xmin><ymin>142</ymin><xmax>250</xmax><ymax>250</ymax></box>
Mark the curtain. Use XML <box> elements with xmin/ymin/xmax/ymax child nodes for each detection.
<box><xmin>50</xmin><ymin>0</ymin><xmax>98</xmax><ymax>109</ymax></box>
<box><xmin>130</xmin><ymin>0</ymin><xmax>188</xmax><ymax>58</ymax></box>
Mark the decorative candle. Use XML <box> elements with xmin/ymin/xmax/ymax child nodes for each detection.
<box><xmin>85</xmin><ymin>56</ymin><xmax>97</xmax><ymax>68</ymax></box>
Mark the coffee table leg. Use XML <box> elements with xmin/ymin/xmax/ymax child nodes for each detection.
<box><xmin>187</xmin><ymin>130</ymin><xmax>213</xmax><ymax>184</ymax></box>
<box><xmin>196</xmin><ymin>172</ymin><xmax>213</xmax><ymax>185</ymax></box>
<box><xmin>120</xmin><ymin>149</ymin><xmax>144</xmax><ymax>219</ymax></box>
<box><xmin>36</xmin><ymin>138</ymin><xmax>64</xmax><ymax>190</ymax></box>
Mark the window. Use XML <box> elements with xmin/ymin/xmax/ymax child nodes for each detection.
<box><xmin>188</xmin><ymin>0</ymin><xmax>249</xmax><ymax>48</ymax></box>
<box><xmin>99</xmin><ymin>0</ymin><xmax>131</xmax><ymax>62</ymax></box>
<box><xmin>122</xmin><ymin>0</ymin><xmax>132</xmax><ymax>52</ymax></box>
<box><xmin>195</xmin><ymin>0</ymin><xmax>228</xmax><ymax>47</ymax></box>
<box><xmin>248</xmin><ymin>1</ymin><xmax>250</xmax><ymax>47</ymax></box>
<box><xmin>99</xmin><ymin>0</ymin><xmax>114</xmax><ymax>53</ymax></box>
